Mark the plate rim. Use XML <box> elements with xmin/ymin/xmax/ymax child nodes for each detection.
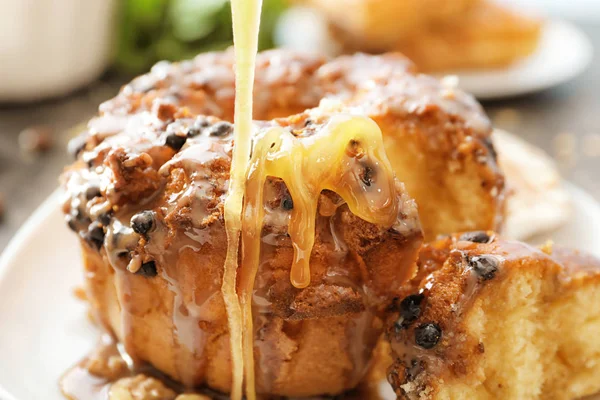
<box><xmin>0</xmin><ymin>189</ymin><xmax>63</xmax><ymax>285</ymax></box>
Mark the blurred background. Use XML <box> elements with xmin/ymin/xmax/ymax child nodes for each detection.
<box><xmin>0</xmin><ymin>0</ymin><xmax>599</xmax><ymax>251</ymax></box>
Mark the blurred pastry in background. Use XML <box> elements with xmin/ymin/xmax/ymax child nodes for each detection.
<box><xmin>493</xmin><ymin>129</ymin><xmax>571</xmax><ymax>241</ymax></box>
<box><xmin>300</xmin><ymin>0</ymin><xmax>478</xmax><ymax>50</ymax></box>
<box><xmin>282</xmin><ymin>0</ymin><xmax>543</xmax><ymax>72</ymax></box>
<box><xmin>376</xmin><ymin>1</ymin><xmax>543</xmax><ymax>72</ymax></box>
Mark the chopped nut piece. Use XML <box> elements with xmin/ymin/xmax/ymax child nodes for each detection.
<box><xmin>109</xmin><ymin>375</ymin><xmax>177</xmax><ymax>400</ymax></box>
<box><xmin>83</xmin><ymin>352</ymin><xmax>127</xmax><ymax>381</ymax></box>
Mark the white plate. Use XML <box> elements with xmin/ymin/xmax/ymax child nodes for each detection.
<box><xmin>439</xmin><ymin>20</ymin><xmax>594</xmax><ymax>100</ymax></box>
<box><xmin>1</xmin><ymin>185</ymin><xmax>600</xmax><ymax>400</ymax></box>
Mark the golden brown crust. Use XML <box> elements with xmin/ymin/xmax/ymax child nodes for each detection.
<box><xmin>67</xmin><ymin>49</ymin><xmax>502</xmax><ymax>239</ymax></box>
<box><xmin>386</xmin><ymin>233</ymin><xmax>600</xmax><ymax>400</ymax></box>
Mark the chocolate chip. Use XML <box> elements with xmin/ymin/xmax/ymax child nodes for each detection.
<box><xmin>478</xmin><ymin>342</ymin><xmax>485</xmax><ymax>353</ymax></box>
<box><xmin>69</xmin><ymin>210</ymin><xmax>91</xmax><ymax>232</ymax></box>
<box><xmin>459</xmin><ymin>231</ymin><xmax>491</xmax><ymax>244</ymax></box>
<box><xmin>281</xmin><ymin>194</ymin><xmax>294</xmax><ymax>210</ymax></box>
<box><xmin>165</xmin><ymin>133</ymin><xmax>187</xmax><ymax>151</ymax></box>
<box><xmin>360</xmin><ymin>166</ymin><xmax>374</xmax><ymax>187</ymax></box>
<box><xmin>85</xmin><ymin>222</ymin><xmax>105</xmax><ymax>250</ymax></box>
<box><xmin>66</xmin><ymin>208</ymin><xmax>91</xmax><ymax>231</ymax></box>
<box><xmin>136</xmin><ymin>261</ymin><xmax>157</xmax><ymax>277</ymax></box>
<box><xmin>395</xmin><ymin>294</ymin><xmax>425</xmax><ymax>329</ymax></box>
<box><xmin>85</xmin><ymin>186</ymin><xmax>102</xmax><ymax>200</ymax></box>
<box><xmin>75</xmin><ymin>209</ymin><xmax>91</xmax><ymax>224</ymax></box>
<box><xmin>197</xmin><ymin>118</ymin><xmax>210</xmax><ymax>128</ymax></box>
<box><xmin>131</xmin><ymin>210</ymin><xmax>155</xmax><ymax>235</ymax></box>
<box><xmin>66</xmin><ymin>215</ymin><xmax>78</xmax><ymax>232</ymax></box>
<box><xmin>415</xmin><ymin>322</ymin><xmax>441</xmax><ymax>349</ymax></box>
<box><xmin>187</xmin><ymin>127</ymin><xmax>202</xmax><ymax>138</ymax></box>
<box><xmin>98</xmin><ymin>212</ymin><xmax>113</xmax><ymax>226</ymax></box>
<box><xmin>468</xmin><ymin>255</ymin><xmax>499</xmax><ymax>280</ymax></box>
<box><xmin>187</xmin><ymin>118</ymin><xmax>210</xmax><ymax>137</ymax></box>
<box><xmin>207</xmin><ymin>121</ymin><xmax>233</xmax><ymax>137</ymax></box>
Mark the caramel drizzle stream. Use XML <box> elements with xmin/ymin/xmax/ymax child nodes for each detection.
<box><xmin>226</xmin><ymin>3</ymin><xmax>399</xmax><ymax>399</ymax></box>
<box><xmin>238</xmin><ymin>115</ymin><xmax>399</xmax><ymax>395</ymax></box>
<box><xmin>244</xmin><ymin>116</ymin><xmax>399</xmax><ymax>285</ymax></box>
<box><xmin>223</xmin><ymin>1</ymin><xmax>263</xmax><ymax>399</ymax></box>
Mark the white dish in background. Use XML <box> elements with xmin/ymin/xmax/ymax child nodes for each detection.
<box><xmin>441</xmin><ymin>20</ymin><xmax>594</xmax><ymax>100</ymax></box>
<box><xmin>0</xmin><ymin>0</ymin><xmax>116</xmax><ymax>102</ymax></box>
<box><xmin>0</xmin><ymin>185</ymin><xmax>600</xmax><ymax>400</ymax></box>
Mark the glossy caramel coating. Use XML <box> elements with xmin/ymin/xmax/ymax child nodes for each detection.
<box><xmin>78</xmin><ymin>49</ymin><xmax>503</xmax><ymax>239</ymax></box>
<box><xmin>65</xmin><ymin>115</ymin><xmax>421</xmax><ymax>396</ymax></box>
<box><xmin>386</xmin><ymin>233</ymin><xmax>600</xmax><ymax>400</ymax></box>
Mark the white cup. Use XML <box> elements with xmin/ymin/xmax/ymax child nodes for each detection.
<box><xmin>0</xmin><ymin>0</ymin><xmax>116</xmax><ymax>102</ymax></box>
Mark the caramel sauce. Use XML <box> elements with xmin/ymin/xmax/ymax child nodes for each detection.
<box><xmin>223</xmin><ymin>1</ymin><xmax>263</xmax><ymax>399</ymax></box>
<box><xmin>238</xmin><ymin>115</ymin><xmax>399</xmax><ymax>397</ymax></box>
<box><xmin>61</xmin><ymin>335</ymin><xmax>123</xmax><ymax>400</ymax></box>
<box><xmin>244</xmin><ymin>116</ymin><xmax>398</xmax><ymax>288</ymax></box>
<box><xmin>225</xmin><ymin>2</ymin><xmax>402</xmax><ymax>396</ymax></box>
<box><xmin>62</xmin><ymin>365</ymin><xmax>111</xmax><ymax>400</ymax></box>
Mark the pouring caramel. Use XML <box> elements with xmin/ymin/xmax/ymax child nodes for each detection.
<box><xmin>237</xmin><ymin>114</ymin><xmax>400</xmax><ymax>399</ymax></box>
<box><xmin>225</xmin><ymin>0</ymin><xmax>405</xmax><ymax>398</ymax></box>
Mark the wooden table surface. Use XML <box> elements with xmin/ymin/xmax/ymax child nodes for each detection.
<box><xmin>1</xmin><ymin>23</ymin><xmax>598</xmax><ymax>253</ymax></box>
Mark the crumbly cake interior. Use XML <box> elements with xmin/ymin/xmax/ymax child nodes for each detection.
<box><xmin>387</xmin><ymin>233</ymin><xmax>600</xmax><ymax>400</ymax></box>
